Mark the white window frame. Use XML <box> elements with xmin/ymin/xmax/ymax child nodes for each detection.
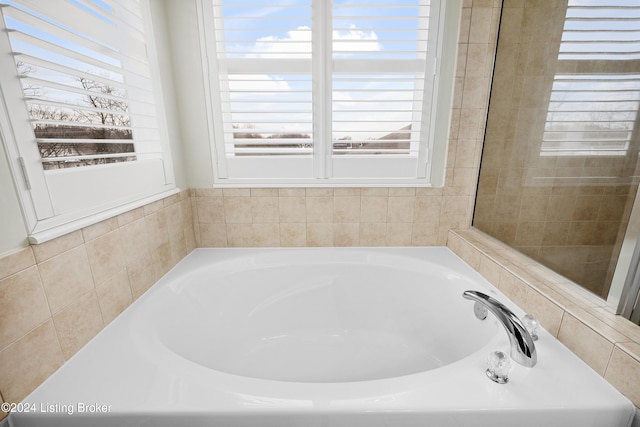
<box><xmin>198</xmin><ymin>0</ymin><xmax>460</xmax><ymax>188</ymax></box>
<box><xmin>0</xmin><ymin>0</ymin><xmax>177</xmax><ymax>243</ymax></box>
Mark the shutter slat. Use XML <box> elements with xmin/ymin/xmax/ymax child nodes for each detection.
<box><xmin>1</xmin><ymin>0</ymin><xmax>163</xmax><ymax>170</ymax></box>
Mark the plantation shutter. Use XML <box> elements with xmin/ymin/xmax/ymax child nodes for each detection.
<box><xmin>330</xmin><ymin>1</ymin><xmax>438</xmax><ymax>179</ymax></box>
<box><xmin>0</xmin><ymin>0</ymin><xmax>174</xmax><ymax>237</ymax></box>
<box><xmin>542</xmin><ymin>0</ymin><xmax>640</xmax><ymax>157</ymax></box>
<box><xmin>204</xmin><ymin>0</ymin><xmax>443</xmax><ymax>184</ymax></box>
<box><xmin>204</xmin><ymin>0</ymin><xmax>314</xmax><ymax>179</ymax></box>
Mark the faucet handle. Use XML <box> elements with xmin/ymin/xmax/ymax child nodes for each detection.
<box><xmin>486</xmin><ymin>350</ymin><xmax>512</xmax><ymax>384</ymax></box>
<box><xmin>521</xmin><ymin>314</ymin><xmax>539</xmax><ymax>341</ymax></box>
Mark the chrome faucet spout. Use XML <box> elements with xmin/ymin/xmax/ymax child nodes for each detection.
<box><xmin>463</xmin><ymin>290</ymin><xmax>537</xmax><ymax>368</ymax></box>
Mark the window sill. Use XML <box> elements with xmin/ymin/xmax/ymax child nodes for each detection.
<box><xmin>28</xmin><ymin>187</ymin><xmax>180</xmax><ymax>245</ymax></box>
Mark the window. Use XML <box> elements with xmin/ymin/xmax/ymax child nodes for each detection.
<box><xmin>199</xmin><ymin>0</ymin><xmax>457</xmax><ymax>186</ymax></box>
<box><xmin>0</xmin><ymin>0</ymin><xmax>175</xmax><ymax>242</ymax></box>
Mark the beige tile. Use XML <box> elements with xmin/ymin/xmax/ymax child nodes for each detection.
<box><xmin>361</xmin><ymin>188</ymin><xmax>388</xmax><ymax>196</ymax></box>
<box><xmin>306</xmin><ymin>188</ymin><xmax>333</xmax><ymax>197</ymax></box>
<box><xmin>279</xmin><ymin>188</ymin><xmax>305</xmax><ymax>197</ymax></box>
<box><xmin>127</xmin><ymin>253</ymin><xmax>157</xmax><ymax>299</ymax></box>
<box><xmin>497</xmin><ymin>270</ymin><xmax>528</xmax><ymax>308</ymax></box>
<box><xmin>361</xmin><ymin>196</ymin><xmax>388</xmax><ymax>223</ymax></box>
<box><xmin>386</xmin><ymin>223</ymin><xmax>413</xmax><ymax>246</ymax></box>
<box><xmin>85</xmin><ymin>230</ymin><xmax>126</xmax><ymax>286</ymax></box>
<box><xmin>360</xmin><ymin>222</ymin><xmax>387</xmax><ymax>246</ymax></box>
<box><xmin>198</xmin><ymin>224</ymin><xmax>227</xmax><ymax>247</ymax></box>
<box><xmin>0</xmin><ymin>267</ymin><xmax>50</xmax><ymax>351</ymax></box>
<box><xmin>557</xmin><ymin>313</ymin><xmax>614</xmax><ymax>376</ymax></box>
<box><xmin>307</xmin><ymin>223</ymin><xmax>334</xmax><ymax>246</ymax></box>
<box><xmin>196</xmin><ymin>196</ymin><xmax>225</xmax><ymax>224</ymax></box>
<box><xmin>32</xmin><ymin>231</ymin><xmax>83</xmax><ymax>264</ymax></box>
<box><xmin>165</xmin><ymin>201</ymin><xmax>184</xmax><ymax>239</ymax></box>
<box><xmin>465</xmin><ymin>43</ymin><xmax>490</xmax><ymax>77</ymax></box>
<box><xmin>224</xmin><ymin>197</ymin><xmax>253</xmax><ymax>223</ymax></box>
<box><xmin>306</xmin><ymin>197</ymin><xmax>333</xmax><ymax>223</ymax></box>
<box><xmin>143</xmin><ymin>199</ymin><xmax>164</xmax><ymax>216</ymax></box>
<box><xmin>457</xmin><ymin>108</ymin><xmax>484</xmax><ymax>140</ymax></box>
<box><xmin>162</xmin><ymin>192</ymin><xmax>181</xmax><ymax>207</ymax></box>
<box><xmin>478</xmin><ymin>255</ymin><xmax>502</xmax><ymax>286</ymax></box>
<box><xmin>184</xmin><ymin>225</ymin><xmax>197</xmax><ymax>253</ymax></box>
<box><xmin>0</xmin><ymin>247</ymin><xmax>35</xmax><ymax>281</ymax></box>
<box><xmin>1</xmin><ymin>394</ymin><xmax>7</xmax><ymax>421</ymax></box>
<box><xmin>145</xmin><ymin>209</ymin><xmax>169</xmax><ymax>251</ymax></box>
<box><xmin>194</xmin><ymin>188</ymin><xmax>222</xmax><ymax>197</ymax></box>
<box><xmin>0</xmin><ymin>320</ymin><xmax>64</xmax><ymax>402</ymax></box>
<box><xmin>413</xmin><ymin>196</ymin><xmax>442</xmax><ymax>222</ymax></box>
<box><xmin>441</xmin><ymin>196</ymin><xmax>471</xmax><ymax>219</ymax></box>
<box><xmin>53</xmin><ymin>290</ymin><xmax>104</xmax><ymax>360</ymax></box>
<box><xmin>251</xmin><ymin>188</ymin><xmax>279</xmax><ymax>197</ymax></box>
<box><xmin>119</xmin><ymin>218</ymin><xmax>150</xmax><ymax>266</ymax></box>
<box><xmin>334</xmin><ymin>223</ymin><xmax>359</xmax><ymax>247</ymax></box>
<box><xmin>223</xmin><ymin>188</ymin><xmax>251</xmax><ymax>197</ymax></box>
<box><xmin>151</xmin><ymin>242</ymin><xmax>173</xmax><ymax>278</ymax></box>
<box><xmin>334</xmin><ymin>188</ymin><xmax>361</xmax><ymax>196</ymax></box>
<box><xmin>411</xmin><ymin>222</ymin><xmax>439</xmax><ymax>246</ymax></box>
<box><xmin>387</xmin><ymin>196</ymin><xmax>415</xmax><ymax>223</ymax></box>
<box><xmin>334</xmin><ymin>196</ymin><xmax>361</xmax><ymax>223</ymax></box>
<box><xmin>279</xmin><ymin>196</ymin><xmax>306</xmax><ymax>223</ymax></box>
<box><xmin>251</xmin><ymin>197</ymin><xmax>279</xmax><ymax>223</ymax></box>
<box><xmin>604</xmin><ymin>346</ymin><xmax>640</xmax><ymax>407</ymax></box>
<box><xmin>96</xmin><ymin>270</ymin><xmax>133</xmax><ymax>325</ymax></box>
<box><xmin>524</xmin><ymin>288</ymin><xmax>564</xmax><ymax>337</ymax></box>
<box><xmin>181</xmin><ymin>198</ymin><xmax>195</xmax><ymax>229</ymax></box>
<box><xmin>280</xmin><ymin>223</ymin><xmax>307</xmax><ymax>247</ymax></box>
<box><xmin>226</xmin><ymin>224</ymin><xmax>255</xmax><ymax>247</ymax></box>
<box><xmin>389</xmin><ymin>188</ymin><xmax>416</xmax><ymax>197</ymax></box>
<box><xmin>457</xmin><ymin>239</ymin><xmax>483</xmax><ymax>270</ymax></box>
<box><xmin>169</xmin><ymin>232</ymin><xmax>187</xmax><ymax>266</ymax></box>
<box><xmin>81</xmin><ymin>217</ymin><xmax>119</xmax><ymax>242</ymax></box>
<box><xmin>38</xmin><ymin>246</ymin><xmax>95</xmax><ymax>314</ymax></box>
<box><xmin>116</xmin><ymin>207</ymin><xmax>145</xmax><ymax>227</ymax></box>
<box><xmin>252</xmin><ymin>223</ymin><xmax>280</xmax><ymax>247</ymax></box>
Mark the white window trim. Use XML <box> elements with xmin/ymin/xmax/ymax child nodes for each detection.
<box><xmin>197</xmin><ymin>0</ymin><xmax>460</xmax><ymax>188</ymax></box>
<box><xmin>0</xmin><ymin>0</ymin><xmax>177</xmax><ymax>244</ymax></box>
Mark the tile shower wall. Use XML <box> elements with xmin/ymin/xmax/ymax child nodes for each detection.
<box><xmin>0</xmin><ymin>0</ymin><xmax>502</xmax><ymax>419</ymax></box>
<box><xmin>473</xmin><ymin>0</ymin><xmax>640</xmax><ymax>298</ymax></box>
<box><xmin>0</xmin><ymin>191</ymin><xmax>195</xmax><ymax>408</ymax></box>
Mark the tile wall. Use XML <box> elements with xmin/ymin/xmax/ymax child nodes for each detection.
<box><xmin>0</xmin><ymin>191</ymin><xmax>195</xmax><ymax>409</ymax></box>
<box><xmin>473</xmin><ymin>0</ymin><xmax>640</xmax><ymax>298</ymax></box>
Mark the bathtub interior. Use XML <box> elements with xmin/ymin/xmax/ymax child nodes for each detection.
<box><xmin>8</xmin><ymin>247</ymin><xmax>636</xmax><ymax>427</ymax></box>
<box><xmin>152</xmin><ymin>251</ymin><xmax>500</xmax><ymax>382</ymax></box>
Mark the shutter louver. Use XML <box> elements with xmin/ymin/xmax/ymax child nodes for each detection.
<box><xmin>1</xmin><ymin>0</ymin><xmax>162</xmax><ymax>169</ymax></box>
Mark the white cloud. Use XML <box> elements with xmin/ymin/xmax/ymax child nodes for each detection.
<box><xmin>246</xmin><ymin>24</ymin><xmax>381</xmax><ymax>59</ymax></box>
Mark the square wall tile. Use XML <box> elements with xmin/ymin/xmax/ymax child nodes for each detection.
<box><xmin>0</xmin><ymin>321</ymin><xmax>64</xmax><ymax>402</ymax></box>
<box><xmin>0</xmin><ymin>267</ymin><xmax>50</xmax><ymax>350</ymax></box>
<box><xmin>38</xmin><ymin>246</ymin><xmax>95</xmax><ymax>314</ymax></box>
<box><xmin>558</xmin><ymin>313</ymin><xmax>614</xmax><ymax>376</ymax></box>
<box><xmin>0</xmin><ymin>247</ymin><xmax>35</xmax><ymax>281</ymax></box>
<box><xmin>604</xmin><ymin>346</ymin><xmax>640</xmax><ymax>407</ymax></box>
<box><xmin>52</xmin><ymin>290</ymin><xmax>104</xmax><ymax>360</ymax></box>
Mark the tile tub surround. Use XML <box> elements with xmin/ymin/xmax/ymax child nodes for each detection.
<box><xmin>192</xmin><ymin>187</ymin><xmax>478</xmax><ymax>248</ymax></box>
<box><xmin>448</xmin><ymin>228</ymin><xmax>640</xmax><ymax>408</ymax></box>
<box><xmin>0</xmin><ymin>190</ymin><xmax>196</xmax><ymax>415</ymax></box>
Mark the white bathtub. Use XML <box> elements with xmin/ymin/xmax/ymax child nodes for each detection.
<box><xmin>9</xmin><ymin>247</ymin><xmax>635</xmax><ymax>427</ymax></box>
